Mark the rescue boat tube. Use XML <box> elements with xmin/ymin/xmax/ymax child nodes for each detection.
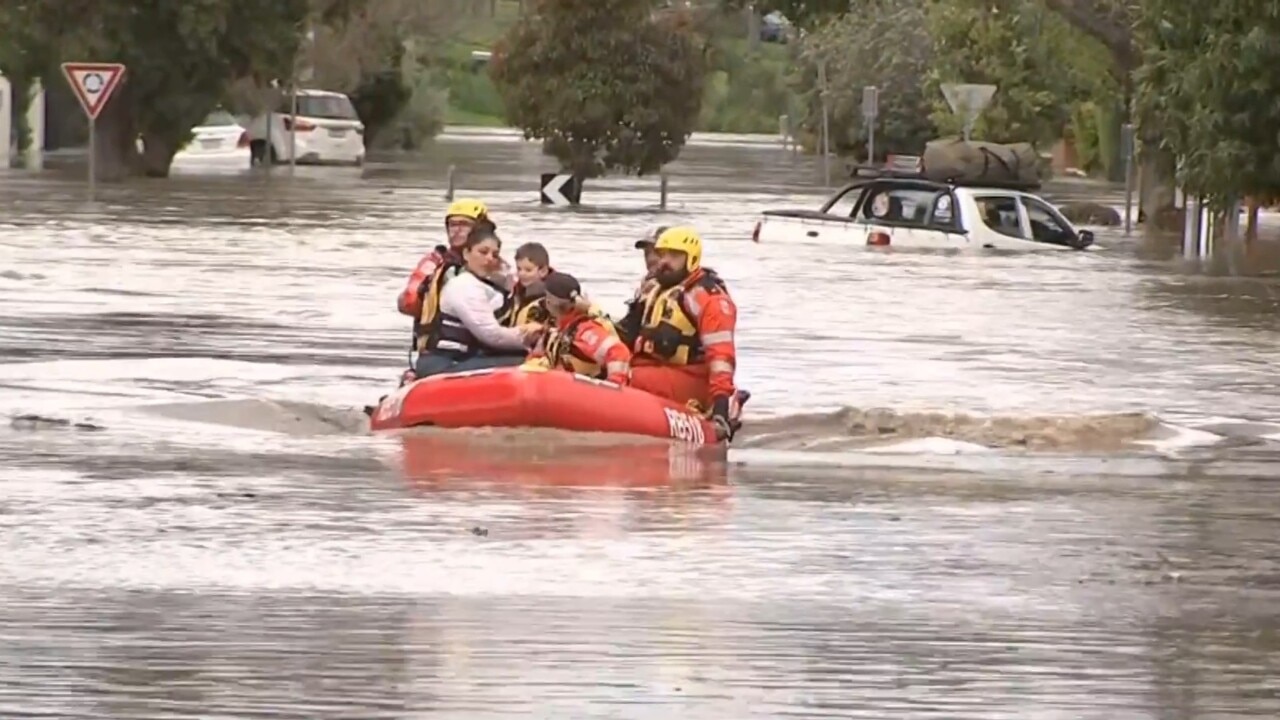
<box><xmin>396</xmin><ymin>435</ymin><xmax>731</xmax><ymax>491</ymax></box>
<box><xmin>368</xmin><ymin>366</ymin><xmax>720</xmax><ymax>445</ymax></box>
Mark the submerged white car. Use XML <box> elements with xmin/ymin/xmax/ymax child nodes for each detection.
<box><xmin>753</xmin><ymin>169</ymin><xmax>1094</xmax><ymax>251</ymax></box>
<box><xmin>244</xmin><ymin>89</ymin><xmax>365</xmax><ymax>167</ymax></box>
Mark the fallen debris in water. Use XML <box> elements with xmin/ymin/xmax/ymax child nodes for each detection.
<box><xmin>9</xmin><ymin>414</ymin><xmax>105</xmax><ymax>432</ymax></box>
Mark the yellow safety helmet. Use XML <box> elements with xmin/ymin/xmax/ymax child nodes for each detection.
<box><xmin>653</xmin><ymin>226</ymin><xmax>702</xmax><ymax>272</ymax></box>
<box><xmin>444</xmin><ymin>198</ymin><xmax>492</xmax><ymax>226</ymax></box>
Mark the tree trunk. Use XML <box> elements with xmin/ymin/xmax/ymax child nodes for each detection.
<box><xmin>139</xmin><ymin>133</ymin><xmax>182</xmax><ymax>178</ymax></box>
<box><xmin>1138</xmin><ymin>133</ymin><xmax>1179</xmax><ymax>230</ymax></box>
<box><xmin>1101</xmin><ymin>98</ymin><xmax>1124</xmax><ymax>183</ymax></box>
<box><xmin>92</xmin><ymin>84</ymin><xmax>139</xmax><ymax>182</ymax></box>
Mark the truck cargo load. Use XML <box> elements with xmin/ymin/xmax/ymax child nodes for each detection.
<box><xmin>920</xmin><ymin>139</ymin><xmax>1043</xmax><ymax>188</ymax></box>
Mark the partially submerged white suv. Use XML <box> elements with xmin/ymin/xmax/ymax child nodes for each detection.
<box><xmin>243</xmin><ymin>89</ymin><xmax>365</xmax><ymax>167</ymax></box>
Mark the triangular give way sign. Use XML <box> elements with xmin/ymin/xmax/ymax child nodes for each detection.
<box><xmin>61</xmin><ymin>62</ymin><xmax>127</xmax><ymax>120</ymax></box>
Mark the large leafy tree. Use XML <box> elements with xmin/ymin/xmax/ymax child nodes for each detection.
<box><xmin>791</xmin><ymin>1</ymin><xmax>937</xmax><ymax>159</ymax></box>
<box><xmin>306</xmin><ymin>0</ymin><xmax>466</xmax><ymax>147</ymax></box>
<box><xmin>1135</xmin><ymin>0</ymin><xmax>1280</xmax><ymax>211</ymax></box>
<box><xmin>925</xmin><ymin>0</ymin><xmax>1115</xmax><ymax>148</ymax></box>
<box><xmin>0</xmin><ymin>1</ymin><xmax>309</xmax><ymax>179</ymax></box>
<box><xmin>490</xmin><ymin>0</ymin><xmax>708</xmax><ymax>177</ymax></box>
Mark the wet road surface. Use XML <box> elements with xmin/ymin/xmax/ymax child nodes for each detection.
<box><xmin>2</xmin><ymin>129</ymin><xmax>1280</xmax><ymax>717</ymax></box>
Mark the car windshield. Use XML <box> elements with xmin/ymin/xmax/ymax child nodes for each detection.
<box><xmin>296</xmin><ymin>95</ymin><xmax>359</xmax><ymax>120</ymax></box>
<box><xmin>201</xmin><ymin>110</ymin><xmax>240</xmax><ymax>127</ymax></box>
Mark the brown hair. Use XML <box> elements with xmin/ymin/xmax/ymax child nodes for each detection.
<box><xmin>463</xmin><ymin>225</ymin><xmax>501</xmax><ymax>251</ymax></box>
<box><xmin>514</xmin><ymin>242</ymin><xmax>550</xmax><ymax>269</ymax></box>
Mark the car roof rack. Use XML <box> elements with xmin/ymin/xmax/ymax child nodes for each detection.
<box><xmin>849</xmin><ymin>163</ymin><xmax>924</xmax><ymax>180</ymax></box>
<box><xmin>846</xmin><ymin>163</ymin><xmax>1042</xmax><ymax>191</ymax></box>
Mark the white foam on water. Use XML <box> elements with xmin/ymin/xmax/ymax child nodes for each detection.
<box><xmin>858</xmin><ymin>437</ymin><xmax>995</xmax><ymax>455</ymax></box>
<box><xmin>1132</xmin><ymin>423</ymin><xmax>1226</xmax><ymax>453</ymax></box>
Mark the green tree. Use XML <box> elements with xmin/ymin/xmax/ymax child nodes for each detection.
<box><xmin>792</xmin><ymin>1</ymin><xmax>937</xmax><ymax>159</ymax></box>
<box><xmin>924</xmin><ymin>0</ymin><xmax>1115</xmax><ymax>148</ymax></box>
<box><xmin>490</xmin><ymin>0</ymin><xmax>708</xmax><ymax>177</ymax></box>
<box><xmin>0</xmin><ymin>1</ymin><xmax>309</xmax><ymax>179</ymax></box>
<box><xmin>698</xmin><ymin>37</ymin><xmax>793</xmax><ymax>133</ymax></box>
<box><xmin>1041</xmin><ymin>0</ymin><xmax>1182</xmax><ymax>220</ymax></box>
<box><xmin>302</xmin><ymin>0</ymin><xmax>462</xmax><ymax>147</ymax></box>
<box><xmin>0</xmin><ymin>6</ymin><xmax>49</xmax><ymax>156</ymax></box>
<box><xmin>1135</xmin><ymin>0</ymin><xmax>1280</xmax><ymax>210</ymax></box>
<box><xmin>371</xmin><ymin>42</ymin><xmax>449</xmax><ymax>150</ymax></box>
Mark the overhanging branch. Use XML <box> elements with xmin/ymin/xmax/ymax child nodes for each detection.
<box><xmin>1042</xmin><ymin>0</ymin><xmax>1136</xmax><ymax>71</ymax></box>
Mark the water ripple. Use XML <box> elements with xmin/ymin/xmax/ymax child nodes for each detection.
<box><xmin>2</xmin><ymin>133</ymin><xmax>1280</xmax><ymax>717</ymax></box>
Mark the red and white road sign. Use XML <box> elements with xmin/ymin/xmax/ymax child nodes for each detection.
<box><xmin>60</xmin><ymin>62</ymin><xmax>127</xmax><ymax>121</ymax></box>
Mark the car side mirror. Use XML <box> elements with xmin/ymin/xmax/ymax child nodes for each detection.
<box><xmin>1073</xmin><ymin>229</ymin><xmax>1094</xmax><ymax>250</ymax></box>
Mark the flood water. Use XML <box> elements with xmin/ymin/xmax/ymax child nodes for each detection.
<box><xmin>2</xmin><ymin>129</ymin><xmax>1280</xmax><ymax>717</ymax></box>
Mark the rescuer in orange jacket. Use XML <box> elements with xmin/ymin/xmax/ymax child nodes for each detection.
<box><xmin>525</xmin><ymin>272</ymin><xmax>632</xmax><ymax>385</ymax></box>
<box><xmin>628</xmin><ymin>226</ymin><xmax>740</xmax><ymax>440</ymax></box>
<box><xmin>396</xmin><ymin>198</ymin><xmax>495</xmax><ymax>318</ymax></box>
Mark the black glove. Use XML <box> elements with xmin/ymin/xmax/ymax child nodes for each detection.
<box><xmin>710</xmin><ymin>395</ymin><xmax>734</xmax><ymax>442</ymax></box>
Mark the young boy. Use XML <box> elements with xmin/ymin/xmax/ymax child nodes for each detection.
<box><xmin>525</xmin><ymin>272</ymin><xmax>632</xmax><ymax>386</ymax></box>
<box><xmin>508</xmin><ymin>242</ymin><xmax>553</xmax><ymax>328</ymax></box>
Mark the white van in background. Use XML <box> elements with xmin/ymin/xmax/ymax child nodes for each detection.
<box><xmin>244</xmin><ymin>89</ymin><xmax>365</xmax><ymax>167</ymax></box>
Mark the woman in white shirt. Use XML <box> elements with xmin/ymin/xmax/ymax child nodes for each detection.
<box><xmin>415</xmin><ymin>228</ymin><xmax>541</xmax><ymax>378</ymax></box>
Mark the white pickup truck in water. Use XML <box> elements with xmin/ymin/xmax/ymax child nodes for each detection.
<box><xmin>752</xmin><ymin>169</ymin><xmax>1094</xmax><ymax>251</ymax></box>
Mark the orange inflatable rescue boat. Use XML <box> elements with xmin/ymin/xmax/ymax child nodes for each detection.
<box><xmin>366</xmin><ymin>366</ymin><xmax>724</xmax><ymax>445</ymax></box>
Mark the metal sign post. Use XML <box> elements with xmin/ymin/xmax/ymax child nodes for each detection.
<box><xmin>1121</xmin><ymin>123</ymin><xmax>1135</xmax><ymax>234</ymax></box>
<box><xmin>941</xmin><ymin>83</ymin><xmax>997</xmax><ymax>142</ymax></box>
<box><xmin>0</xmin><ymin>75</ymin><xmax>11</xmax><ymax>170</ymax></box>
<box><xmin>61</xmin><ymin>62</ymin><xmax>127</xmax><ymax>200</ymax></box>
<box><xmin>862</xmin><ymin>86</ymin><xmax>878</xmax><ymax>165</ymax></box>
<box><xmin>818</xmin><ymin>59</ymin><xmax>830</xmax><ymax>188</ymax></box>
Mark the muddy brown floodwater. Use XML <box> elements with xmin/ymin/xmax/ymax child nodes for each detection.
<box><xmin>2</xmin><ymin>129</ymin><xmax>1279</xmax><ymax>718</ymax></box>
